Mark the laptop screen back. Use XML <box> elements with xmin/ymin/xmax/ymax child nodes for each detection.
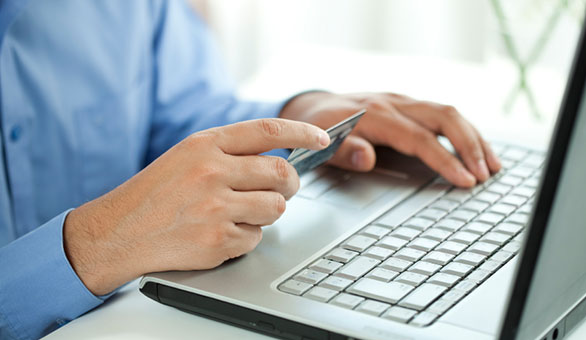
<box><xmin>500</xmin><ymin>18</ymin><xmax>586</xmax><ymax>340</ymax></box>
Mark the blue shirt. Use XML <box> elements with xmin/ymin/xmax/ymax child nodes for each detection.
<box><xmin>0</xmin><ymin>1</ymin><xmax>288</xmax><ymax>339</ymax></box>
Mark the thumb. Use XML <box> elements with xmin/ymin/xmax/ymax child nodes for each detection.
<box><xmin>327</xmin><ymin>135</ymin><xmax>376</xmax><ymax>172</ymax></box>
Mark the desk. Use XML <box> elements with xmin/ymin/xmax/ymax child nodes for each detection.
<box><xmin>44</xmin><ymin>48</ymin><xmax>586</xmax><ymax>339</ymax></box>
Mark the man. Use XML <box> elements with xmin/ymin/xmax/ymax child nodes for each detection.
<box><xmin>0</xmin><ymin>1</ymin><xmax>501</xmax><ymax>339</ymax></box>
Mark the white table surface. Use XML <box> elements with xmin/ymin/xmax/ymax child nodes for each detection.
<box><xmin>44</xmin><ymin>47</ymin><xmax>586</xmax><ymax>339</ymax></box>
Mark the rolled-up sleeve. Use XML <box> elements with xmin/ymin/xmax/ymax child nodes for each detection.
<box><xmin>0</xmin><ymin>211</ymin><xmax>108</xmax><ymax>340</ymax></box>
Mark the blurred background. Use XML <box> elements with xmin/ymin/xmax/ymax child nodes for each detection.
<box><xmin>190</xmin><ymin>0</ymin><xmax>585</xmax><ymax>146</ymax></box>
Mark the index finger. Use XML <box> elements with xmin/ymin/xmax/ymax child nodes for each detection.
<box><xmin>214</xmin><ymin>118</ymin><xmax>330</xmax><ymax>155</ymax></box>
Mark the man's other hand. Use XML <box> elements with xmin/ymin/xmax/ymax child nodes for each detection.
<box><xmin>280</xmin><ymin>92</ymin><xmax>502</xmax><ymax>188</ymax></box>
<box><xmin>63</xmin><ymin>119</ymin><xmax>329</xmax><ymax>296</ymax></box>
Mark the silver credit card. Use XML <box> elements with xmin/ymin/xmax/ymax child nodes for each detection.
<box><xmin>288</xmin><ymin>109</ymin><xmax>366</xmax><ymax>175</ymax></box>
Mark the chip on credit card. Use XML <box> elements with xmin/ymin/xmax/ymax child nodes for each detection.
<box><xmin>287</xmin><ymin>109</ymin><xmax>366</xmax><ymax>175</ymax></box>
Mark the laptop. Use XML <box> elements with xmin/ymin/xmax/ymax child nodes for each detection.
<box><xmin>139</xmin><ymin>18</ymin><xmax>586</xmax><ymax>340</ymax></box>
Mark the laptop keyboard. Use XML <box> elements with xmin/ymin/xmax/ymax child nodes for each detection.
<box><xmin>277</xmin><ymin>144</ymin><xmax>544</xmax><ymax>327</ymax></box>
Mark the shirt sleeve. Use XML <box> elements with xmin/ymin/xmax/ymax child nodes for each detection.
<box><xmin>145</xmin><ymin>0</ymin><xmax>289</xmax><ymax>163</ymax></box>
<box><xmin>0</xmin><ymin>211</ymin><xmax>110</xmax><ymax>340</ymax></box>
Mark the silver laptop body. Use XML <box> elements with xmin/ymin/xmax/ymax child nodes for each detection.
<box><xmin>139</xmin><ymin>17</ymin><xmax>586</xmax><ymax>340</ymax></box>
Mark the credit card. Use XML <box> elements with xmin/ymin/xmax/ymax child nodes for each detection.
<box><xmin>287</xmin><ymin>109</ymin><xmax>366</xmax><ymax>175</ymax></box>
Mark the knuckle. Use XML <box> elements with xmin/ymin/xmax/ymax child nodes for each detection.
<box><xmin>206</xmin><ymin>225</ymin><xmax>229</xmax><ymax>248</ymax></box>
<box><xmin>440</xmin><ymin>105</ymin><xmax>460</xmax><ymax>121</ymax></box>
<box><xmin>273</xmin><ymin>157</ymin><xmax>291</xmax><ymax>181</ymax></box>
<box><xmin>362</xmin><ymin>96</ymin><xmax>387</xmax><ymax>112</ymax></box>
<box><xmin>183</xmin><ymin>131</ymin><xmax>216</xmax><ymax>149</ymax></box>
<box><xmin>275</xmin><ymin>194</ymin><xmax>286</xmax><ymax>216</ymax></box>
<box><xmin>260</xmin><ymin>119</ymin><xmax>284</xmax><ymax>138</ymax></box>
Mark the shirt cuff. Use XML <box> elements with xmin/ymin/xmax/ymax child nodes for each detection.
<box><xmin>0</xmin><ymin>210</ymin><xmax>107</xmax><ymax>340</ymax></box>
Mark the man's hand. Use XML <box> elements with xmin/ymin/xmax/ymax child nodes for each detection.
<box><xmin>63</xmin><ymin>119</ymin><xmax>329</xmax><ymax>296</ymax></box>
<box><xmin>280</xmin><ymin>92</ymin><xmax>501</xmax><ymax>187</ymax></box>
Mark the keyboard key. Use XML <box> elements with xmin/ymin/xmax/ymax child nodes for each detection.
<box><xmin>409</xmin><ymin>261</ymin><xmax>441</xmax><ymax>276</ymax></box>
<box><xmin>410</xmin><ymin>311</ymin><xmax>439</xmax><ymax>327</ymax></box>
<box><xmin>366</xmin><ymin>268</ymin><xmax>399</xmax><ymax>282</ymax></box>
<box><xmin>499</xmin><ymin>175</ymin><xmax>524</xmax><ymax>187</ymax></box>
<box><xmin>395</xmin><ymin>271</ymin><xmax>428</xmax><ymax>286</ymax></box>
<box><xmin>326</xmin><ymin>248</ymin><xmax>359</xmax><ymax>263</ymax></box>
<box><xmin>461</xmin><ymin>200</ymin><xmax>490</xmax><ymax>213</ymax></box>
<box><xmin>454</xmin><ymin>252</ymin><xmax>486</xmax><ymax>266</ymax></box>
<box><xmin>462</xmin><ymin>221</ymin><xmax>493</xmax><ymax>234</ymax></box>
<box><xmin>501</xmin><ymin>148</ymin><xmax>528</xmax><ymax>161</ymax></box>
<box><xmin>335</xmin><ymin>256</ymin><xmax>380</xmax><ymax>280</ymax></box>
<box><xmin>382</xmin><ymin>306</ymin><xmax>417</xmax><ymax>323</ymax></box>
<box><xmin>485</xmin><ymin>183</ymin><xmax>512</xmax><ymax>196</ymax></box>
<box><xmin>436</xmin><ymin>241</ymin><xmax>467</xmax><ymax>255</ymax></box>
<box><xmin>399</xmin><ymin>283</ymin><xmax>447</xmax><ymax>311</ymax></box>
<box><xmin>475</xmin><ymin>192</ymin><xmax>501</xmax><ymax>204</ymax></box>
<box><xmin>443</xmin><ymin>189</ymin><xmax>473</xmax><ymax>203</ymax></box>
<box><xmin>403</xmin><ymin>217</ymin><xmax>435</xmax><ymax>231</ymax></box>
<box><xmin>363</xmin><ymin>246</ymin><xmax>394</xmax><ymax>261</ymax></box>
<box><xmin>468</xmin><ymin>242</ymin><xmax>499</xmax><ymax>256</ymax></box>
<box><xmin>488</xmin><ymin>203</ymin><xmax>517</xmax><ymax>216</ymax></box>
<box><xmin>511</xmin><ymin>186</ymin><xmax>535</xmax><ymax>198</ymax></box>
<box><xmin>319</xmin><ymin>276</ymin><xmax>354</xmax><ymax>291</ymax></box>
<box><xmin>381</xmin><ymin>257</ymin><xmax>412</xmax><ymax>272</ymax></box>
<box><xmin>475</xmin><ymin>212</ymin><xmax>505</xmax><ymax>225</ymax></box>
<box><xmin>490</xmin><ymin>250</ymin><xmax>514</xmax><ymax>263</ymax></box>
<box><xmin>427</xmin><ymin>299</ymin><xmax>455</xmax><ymax>314</ymax></box>
<box><xmin>342</xmin><ymin>235</ymin><xmax>378</xmax><ymax>252</ymax></box>
<box><xmin>395</xmin><ymin>248</ymin><xmax>426</xmax><ymax>262</ymax></box>
<box><xmin>428</xmin><ymin>199</ymin><xmax>460</xmax><ymax>212</ymax></box>
<box><xmin>523</xmin><ymin>177</ymin><xmax>540</xmax><ymax>189</ymax></box>
<box><xmin>417</xmin><ymin>208</ymin><xmax>448</xmax><ymax>221</ymax></box>
<box><xmin>481</xmin><ymin>232</ymin><xmax>511</xmax><ymax>246</ymax></box>
<box><xmin>453</xmin><ymin>280</ymin><xmax>477</xmax><ymax>293</ymax></box>
<box><xmin>442</xmin><ymin>290</ymin><xmax>467</xmax><ymax>303</ymax></box>
<box><xmin>294</xmin><ymin>269</ymin><xmax>328</xmax><ymax>284</ymax></box>
<box><xmin>422</xmin><ymin>251</ymin><xmax>455</xmax><ymax>266</ymax></box>
<box><xmin>450</xmin><ymin>231</ymin><xmax>480</xmax><ymax>245</ymax></box>
<box><xmin>408</xmin><ymin>238</ymin><xmax>439</xmax><ymax>252</ymax></box>
<box><xmin>355</xmin><ymin>300</ymin><xmax>391</xmax><ymax>316</ymax></box>
<box><xmin>500</xmin><ymin>194</ymin><xmax>528</xmax><ymax>207</ymax></box>
<box><xmin>434</xmin><ymin>218</ymin><xmax>466</xmax><ymax>232</ymax></box>
<box><xmin>447</xmin><ymin>210</ymin><xmax>477</xmax><ymax>223</ymax></box>
<box><xmin>329</xmin><ymin>293</ymin><xmax>364</xmax><ymax>309</ymax></box>
<box><xmin>521</xmin><ymin>153</ymin><xmax>544</xmax><ymax>168</ymax></box>
<box><xmin>478</xmin><ymin>260</ymin><xmax>502</xmax><ymax>273</ymax></box>
<box><xmin>518</xmin><ymin>203</ymin><xmax>533</xmax><ymax>213</ymax></box>
<box><xmin>377</xmin><ymin>236</ymin><xmax>409</xmax><ymax>250</ymax></box>
<box><xmin>507</xmin><ymin>213</ymin><xmax>530</xmax><ymax>225</ymax></box>
<box><xmin>441</xmin><ymin>262</ymin><xmax>474</xmax><ymax>277</ymax></box>
<box><xmin>348</xmin><ymin>278</ymin><xmax>414</xmax><ymax>304</ymax></box>
<box><xmin>509</xmin><ymin>166</ymin><xmax>534</xmax><ymax>178</ymax></box>
<box><xmin>502</xmin><ymin>241</ymin><xmax>522</xmax><ymax>253</ymax></box>
<box><xmin>309</xmin><ymin>259</ymin><xmax>343</xmax><ymax>274</ymax></box>
<box><xmin>500</xmin><ymin>159</ymin><xmax>516</xmax><ymax>169</ymax></box>
<box><xmin>421</xmin><ymin>228</ymin><xmax>452</xmax><ymax>242</ymax></box>
<box><xmin>279</xmin><ymin>279</ymin><xmax>313</xmax><ymax>295</ymax></box>
<box><xmin>427</xmin><ymin>272</ymin><xmax>460</xmax><ymax>287</ymax></box>
<box><xmin>391</xmin><ymin>227</ymin><xmax>421</xmax><ymax>241</ymax></box>
<box><xmin>467</xmin><ymin>269</ymin><xmax>492</xmax><ymax>284</ymax></box>
<box><xmin>360</xmin><ymin>225</ymin><xmax>390</xmax><ymax>239</ymax></box>
<box><xmin>303</xmin><ymin>286</ymin><xmax>338</xmax><ymax>302</ymax></box>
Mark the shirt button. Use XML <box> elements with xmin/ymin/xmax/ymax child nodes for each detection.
<box><xmin>10</xmin><ymin>125</ymin><xmax>23</xmax><ymax>142</ymax></box>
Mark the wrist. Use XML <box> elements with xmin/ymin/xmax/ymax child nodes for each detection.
<box><xmin>63</xmin><ymin>196</ymin><xmax>140</xmax><ymax>296</ymax></box>
<box><xmin>279</xmin><ymin>90</ymin><xmax>334</xmax><ymax>121</ymax></box>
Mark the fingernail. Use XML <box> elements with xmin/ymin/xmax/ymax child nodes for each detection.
<box><xmin>458</xmin><ymin>167</ymin><xmax>476</xmax><ymax>186</ymax></box>
<box><xmin>476</xmin><ymin>159</ymin><xmax>490</xmax><ymax>180</ymax></box>
<box><xmin>318</xmin><ymin>130</ymin><xmax>330</xmax><ymax>147</ymax></box>
<box><xmin>491</xmin><ymin>152</ymin><xmax>502</xmax><ymax>169</ymax></box>
<box><xmin>352</xmin><ymin>151</ymin><xmax>364</xmax><ymax>168</ymax></box>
